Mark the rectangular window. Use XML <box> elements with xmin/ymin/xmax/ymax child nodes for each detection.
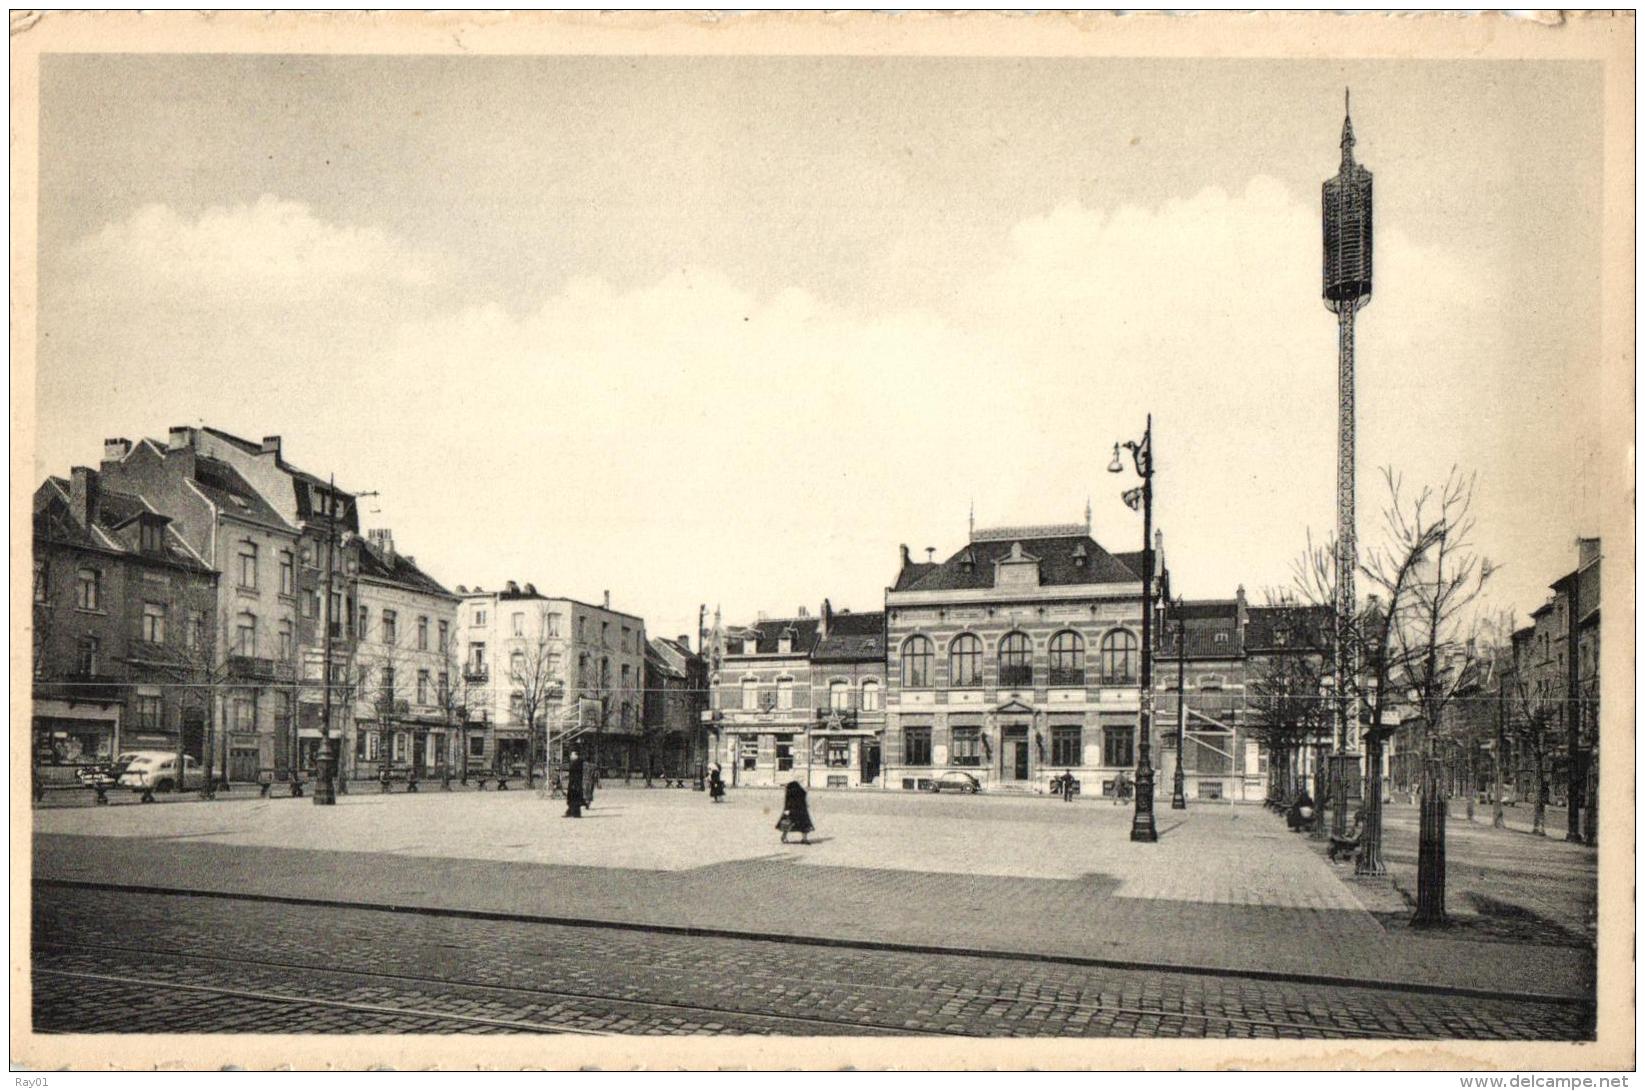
<box><xmin>232</xmin><ymin>697</ymin><xmax>255</xmax><ymax>733</ymax></box>
<box><xmin>512</xmin><ymin>612</ymin><xmax>524</xmax><ymax>636</ymax></box>
<box><xmin>137</xmin><ymin>694</ymin><xmax>162</xmax><ymax>731</ymax></box>
<box><xmin>468</xmin><ymin>734</ymin><xmax>485</xmax><ymax>758</ymax></box>
<box><xmin>861</xmin><ymin>682</ymin><xmax>881</xmax><ymax>711</ymax></box>
<box><xmin>381</xmin><ymin>666</ymin><xmax>396</xmax><ymax>701</ymax></box>
<box><xmin>417</xmin><ymin>670</ymin><xmax>430</xmax><ymax>706</ymax></box>
<box><xmin>548</xmin><ymin>652</ymin><xmax>562</xmax><ymax>679</ymax></box>
<box><xmin>392</xmin><ymin>732</ymin><xmax>406</xmax><ymax>763</ymax></box>
<box><xmin>740</xmin><ymin>736</ymin><xmax>758</xmax><ymax>771</ymax></box>
<box><xmin>622</xmin><ymin>626</ymin><xmax>631</xmax><ymax>652</ymax></box>
<box><xmin>776</xmin><ymin>679</ymin><xmax>793</xmax><ymax>710</ymax></box>
<box><xmin>238</xmin><ymin>544</ymin><xmax>258</xmax><ymax>590</ymax></box>
<box><xmin>475</xmin><ymin>608</ymin><xmax>487</xmax><ymax>627</ymax></box>
<box><xmin>951</xmin><ymin>727</ymin><xmax>981</xmax><ymax>767</ymax></box>
<box><xmin>547</xmin><ymin>612</ymin><xmax>561</xmax><ymax>637</ymax></box>
<box><xmin>827</xmin><ymin>740</ymin><xmax>850</xmax><ymax>768</ymax></box>
<box><xmin>330</xmin><ymin>591</ymin><xmax>343</xmax><ymax>638</ymax></box>
<box><xmin>185</xmin><ymin>611</ymin><xmax>203</xmax><ymax>650</ymax></box>
<box><xmin>33</xmin><ymin>559</ymin><xmax>47</xmax><ymax>604</ymax></box>
<box><xmin>1103</xmin><ymin>726</ymin><xmax>1135</xmax><ymax>768</ymax></box>
<box><xmin>277</xmin><ymin>621</ymin><xmax>294</xmax><ymax>661</ymax></box>
<box><xmin>235</xmin><ymin>615</ymin><xmax>256</xmax><ymax>656</ymax></box>
<box><xmin>602</xmin><ymin>621</ymin><xmax>610</xmax><ymax>647</ymax></box>
<box><xmin>142</xmin><ymin>602</ymin><xmax>166</xmax><ymax>643</ymax></box>
<box><xmin>904</xmin><ymin>727</ymin><xmax>932</xmax><ymax>767</ymax></box>
<box><xmin>279</xmin><ymin>551</ymin><xmax>295</xmax><ymax>595</ymax></box>
<box><xmin>469</xmin><ymin>643</ymin><xmax>486</xmax><ymax>673</ymax></box>
<box><xmin>438</xmin><ymin>672</ymin><xmax>449</xmax><ymax>704</ymax></box>
<box><xmin>140</xmin><ymin>520</ymin><xmax>163</xmax><ymax>553</ymax></box>
<box><xmin>1051</xmin><ymin>726</ymin><xmax>1082</xmax><ymax>767</ymax></box>
<box><xmin>355</xmin><ymin>731</ymin><xmax>369</xmax><ymax>760</ymax></box>
<box><xmin>382</xmin><ymin>610</ymin><xmax>397</xmax><ymax>645</ymax></box>
<box><xmin>76</xmin><ymin>568</ymin><xmax>100</xmax><ymax>610</ymax></box>
<box><xmin>438</xmin><ymin>620</ymin><xmax>449</xmax><ymax>651</ymax></box>
<box><xmin>775</xmin><ymin>735</ymin><xmax>794</xmax><ymax>771</ymax></box>
<box><xmin>417</xmin><ymin>616</ymin><xmax>429</xmax><ymax>650</ymax></box>
<box><xmin>78</xmin><ymin>636</ymin><xmax>100</xmax><ymax>675</ymax></box>
<box><xmin>742</xmin><ymin>680</ymin><xmax>758</xmax><ymax>710</ymax></box>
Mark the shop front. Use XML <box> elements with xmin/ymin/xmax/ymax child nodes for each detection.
<box><xmin>33</xmin><ymin>698</ymin><xmax>121</xmax><ymax>785</ymax></box>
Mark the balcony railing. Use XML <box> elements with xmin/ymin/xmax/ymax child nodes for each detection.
<box><xmin>37</xmin><ymin>672</ymin><xmax>125</xmax><ymax>704</ymax></box>
<box><xmin>227</xmin><ymin>655</ymin><xmax>279</xmax><ymax>680</ymax></box>
<box><xmin>998</xmin><ymin>665</ymin><xmax>1033</xmax><ymax>688</ymax></box>
<box><xmin>462</xmin><ymin>664</ymin><xmax>490</xmax><ymax>683</ymax></box>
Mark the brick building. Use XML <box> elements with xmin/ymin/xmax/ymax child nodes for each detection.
<box><xmin>97</xmin><ymin>433</ymin><xmax>304</xmax><ymax>783</ymax></box>
<box><xmin>708</xmin><ymin>609</ymin><xmax>821</xmax><ymax>788</ymax></box>
<box><xmin>32</xmin><ymin>469</ymin><xmax>218</xmax><ymax>782</ymax></box>
<box><xmin>1155</xmin><ymin>592</ymin><xmax>1264</xmax><ymax>803</ymax></box>
<box><xmin>882</xmin><ymin>518</ymin><xmax>1160</xmax><ymax>797</ymax></box>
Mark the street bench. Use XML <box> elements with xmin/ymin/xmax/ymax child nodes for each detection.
<box><xmin>1327</xmin><ymin>827</ymin><xmax>1364</xmax><ymax>863</ymax></box>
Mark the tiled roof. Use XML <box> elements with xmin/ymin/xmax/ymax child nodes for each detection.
<box><xmin>33</xmin><ymin>483</ymin><xmax>213</xmax><ymax>574</ymax></box>
<box><xmin>191</xmin><ymin>456</ymin><xmax>292</xmax><ymax>531</ymax></box>
<box><xmin>1159</xmin><ymin>601</ymin><xmax>1241</xmax><ymax>658</ymax></box>
<box><xmin>356</xmin><ymin>540</ymin><xmax>453</xmax><ymax>598</ymax></box>
<box><xmin>727</xmin><ymin>617</ymin><xmax>821</xmax><ymax>656</ymax></box>
<box><xmin>813</xmin><ymin>611</ymin><xmax>886</xmax><ymax>661</ymax></box>
<box><xmin>895</xmin><ymin>534</ymin><xmax>1139</xmax><ymax>593</ymax></box>
<box><xmin>1244</xmin><ymin>605</ymin><xmax>1333</xmax><ymax>654</ymax></box>
<box><xmin>892</xmin><ymin>562</ymin><xmax>937</xmax><ymax>591</ymax></box>
<box><xmin>646</xmin><ymin>637</ymin><xmax>698</xmax><ymax>678</ymax></box>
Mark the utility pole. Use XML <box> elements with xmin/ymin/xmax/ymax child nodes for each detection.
<box><xmin>314</xmin><ymin>474</ymin><xmax>339</xmax><ymax>806</ymax></box>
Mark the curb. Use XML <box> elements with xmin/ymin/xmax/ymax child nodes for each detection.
<box><xmin>34</xmin><ymin>876</ymin><xmax>1592</xmax><ymax>1009</ymax></box>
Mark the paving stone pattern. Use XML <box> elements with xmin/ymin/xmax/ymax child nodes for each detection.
<box><xmin>33</xmin><ymin>888</ymin><xmax>1591</xmax><ymax>1039</ymax></box>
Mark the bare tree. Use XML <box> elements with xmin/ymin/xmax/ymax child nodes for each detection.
<box><xmin>507</xmin><ymin>608</ymin><xmax>561</xmax><ymax>790</ymax></box>
<box><xmin>432</xmin><ymin>635</ymin><xmax>477</xmax><ymax>787</ymax></box>
<box><xmin>1248</xmin><ymin>596</ymin><xmax>1332</xmax><ymax>810</ymax></box>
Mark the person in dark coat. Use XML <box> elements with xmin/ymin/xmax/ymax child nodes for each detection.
<box><xmin>708</xmin><ymin>764</ymin><xmax>726</xmax><ymax>803</ymax></box>
<box><xmin>1287</xmin><ymin>788</ymin><xmax>1315</xmax><ymax>831</ymax></box>
<box><xmin>777</xmin><ymin>779</ymin><xmax>814</xmax><ymax>844</ymax></box>
<box><xmin>564</xmin><ymin>750</ymin><xmax>586</xmax><ymax>818</ymax></box>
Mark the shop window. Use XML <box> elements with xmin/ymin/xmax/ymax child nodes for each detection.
<box><xmin>740</xmin><ymin>737</ymin><xmax>758</xmax><ymax>771</ymax></box>
<box><xmin>951</xmin><ymin>727</ymin><xmax>981</xmax><ymax>767</ymax></box>
<box><xmin>827</xmin><ymin>739</ymin><xmax>850</xmax><ymax>767</ymax></box>
<box><xmin>469</xmin><ymin>734</ymin><xmax>486</xmax><ymax>758</ymax></box>
<box><xmin>136</xmin><ymin>694</ymin><xmax>162</xmax><ymax>731</ymax></box>
<box><xmin>904</xmin><ymin>727</ymin><xmax>932</xmax><ymax>766</ymax></box>
<box><xmin>775</xmin><ymin>734</ymin><xmax>794</xmax><ymax>771</ymax></box>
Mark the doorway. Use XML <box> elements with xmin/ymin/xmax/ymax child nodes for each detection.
<box><xmin>1003</xmin><ymin>725</ymin><xmax>1030</xmax><ymax>781</ymax></box>
<box><xmin>862</xmin><ymin>740</ymin><xmax>880</xmax><ymax>784</ymax></box>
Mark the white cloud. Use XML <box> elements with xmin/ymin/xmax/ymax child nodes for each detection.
<box><xmin>69</xmin><ymin>195</ymin><xmax>436</xmax><ymax>298</ymax></box>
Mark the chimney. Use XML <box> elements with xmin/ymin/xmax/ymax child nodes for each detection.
<box><xmin>900</xmin><ymin>544</ymin><xmax>911</xmax><ymax>567</ymax></box>
<box><xmin>70</xmin><ymin>466</ymin><xmax>100</xmax><ymax>528</ymax></box>
<box><xmin>505</xmin><ymin>580</ymin><xmax>520</xmax><ymax>594</ymax></box>
<box><xmin>677</xmin><ymin>634</ymin><xmax>692</xmax><ymax>649</ymax></box>
<box><xmin>925</xmin><ymin>547</ymin><xmax>936</xmax><ymax>562</ymax></box>
<box><xmin>368</xmin><ymin>528</ymin><xmax>395</xmax><ymax>564</ymax></box>
<box><xmin>603</xmin><ymin>590</ymin><xmax>611</xmax><ymax>610</ymax></box>
<box><xmin>455</xmin><ymin>584</ymin><xmax>468</xmax><ymax>594</ymax></box>
<box><xmin>819</xmin><ymin>598</ymin><xmax>831</xmax><ymax>640</ymax></box>
<box><xmin>523</xmin><ymin>582</ymin><xmax>537</xmax><ymax>596</ymax></box>
<box><xmin>1578</xmin><ymin>537</ymin><xmax>1601</xmax><ymax>568</ymax></box>
<box><xmin>797</xmin><ymin>606</ymin><xmax>808</xmax><ymax>617</ymax></box>
<box><xmin>261</xmin><ymin>435</ymin><xmax>282</xmax><ymax>457</ymax></box>
<box><xmin>102</xmin><ymin>438</ymin><xmax>131</xmax><ymax>463</ymax></box>
<box><xmin>168</xmin><ymin>425</ymin><xmax>196</xmax><ymax>452</ymax></box>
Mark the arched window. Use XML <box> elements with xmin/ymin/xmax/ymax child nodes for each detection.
<box><xmin>1100</xmin><ymin>629</ymin><xmax>1139</xmax><ymax>684</ymax></box>
<box><xmin>998</xmin><ymin>632</ymin><xmax>1033</xmax><ymax>687</ymax></box>
<box><xmin>901</xmin><ymin>635</ymin><xmax>934</xmax><ymax>688</ymax></box>
<box><xmin>829</xmin><ymin>680</ymin><xmax>849</xmax><ymax>711</ymax></box>
<box><xmin>861</xmin><ymin>679</ymin><xmax>881</xmax><ymax>711</ymax></box>
<box><xmin>1049</xmin><ymin>631</ymin><xmax>1085</xmax><ymax>686</ymax></box>
<box><xmin>948</xmin><ymin>634</ymin><xmax>983</xmax><ymax>688</ymax></box>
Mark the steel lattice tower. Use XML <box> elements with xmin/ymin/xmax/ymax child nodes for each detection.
<box><xmin>1322</xmin><ymin>92</ymin><xmax>1372</xmax><ymax>802</ymax></box>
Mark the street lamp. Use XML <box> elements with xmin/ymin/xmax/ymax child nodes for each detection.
<box><xmin>1171</xmin><ymin>596</ymin><xmax>1187</xmax><ymax>810</ymax></box>
<box><xmin>1109</xmin><ymin>414</ymin><xmax>1157</xmax><ymax>843</ymax></box>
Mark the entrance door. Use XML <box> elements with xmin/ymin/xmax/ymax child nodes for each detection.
<box><xmin>862</xmin><ymin>741</ymin><xmax>881</xmax><ymax>784</ymax></box>
<box><xmin>413</xmin><ymin>733</ymin><xmax>426</xmax><ymax>771</ymax></box>
<box><xmin>1012</xmin><ymin>740</ymin><xmax>1030</xmax><ymax>780</ymax></box>
<box><xmin>229</xmin><ymin>748</ymin><xmax>260</xmax><ymax>783</ymax></box>
<box><xmin>182</xmin><ymin>712</ymin><xmax>206</xmax><ymax>762</ymax></box>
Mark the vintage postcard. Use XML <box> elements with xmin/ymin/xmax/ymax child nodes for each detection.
<box><xmin>9</xmin><ymin>9</ymin><xmax>1634</xmax><ymax>1073</ymax></box>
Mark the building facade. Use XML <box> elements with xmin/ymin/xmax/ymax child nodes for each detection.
<box><xmin>348</xmin><ymin>528</ymin><xmax>460</xmax><ymax>782</ymax></box>
<box><xmin>98</xmin><ymin>432</ymin><xmax>305</xmax><ymax>783</ymax></box>
<box><xmin>805</xmin><ymin>604</ymin><xmax>886</xmax><ymax>790</ymax></box>
<box><xmin>32</xmin><ymin>469</ymin><xmax>218</xmax><ymax>782</ymax></box>
<box><xmin>882</xmin><ymin>520</ymin><xmax>1159</xmax><ymax>797</ymax></box>
<box><xmin>644</xmin><ymin>635</ymin><xmax>708</xmax><ymax>779</ymax></box>
<box><xmin>455</xmin><ymin>585</ymin><xmax>647</xmax><ymax>775</ymax></box>
<box><xmin>1155</xmin><ymin>592</ymin><xmax>1264</xmax><ymax>803</ymax></box>
<box><xmin>708</xmin><ymin>610</ymin><xmax>820</xmax><ymax>788</ymax></box>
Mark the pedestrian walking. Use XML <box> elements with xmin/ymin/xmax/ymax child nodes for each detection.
<box><xmin>1061</xmin><ymin>770</ymin><xmax>1076</xmax><ymax>802</ymax></box>
<box><xmin>1286</xmin><ymin>788</ymin><xmax>1315</xmax><ymax>831</ymax></box>
<box><xmin>709</xmin><ymin>764</ymin><xmax>726</xmax><ymax>803</ymax></box>
<box><xmin>564</xmin><ymin>749</ymin><xmax>585</xmax><ymax>818</ymax></box>
<box><xmin>1113</xmin><ymin>771</ymin><xmax>1132</xmax><ymax>804</ymax></box>
<box><xmin>777</xmin><ymin>779</ymin><xmax>814</xmax><ymax>845</ymax></box>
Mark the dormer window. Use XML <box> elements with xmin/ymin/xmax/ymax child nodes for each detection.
<box><xmin>1072</xmin><ymin>542</ymin><xmax>1088</xmax><ymax>568</ymax></box>
<box><xmin>777</xmin><ymin>630</ymin><xmax>793</xmax><ymax>655</ymax></box>
<box><xmin>139</xmin><ymin>516</ymin><xmax>165</xmax><ymax>554</ymax></box>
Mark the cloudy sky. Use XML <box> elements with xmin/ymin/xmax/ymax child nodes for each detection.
<box><xmin>35</xmin><ymin>54</ymin><xmax>1608</xmax><ymax>644</ymax></box>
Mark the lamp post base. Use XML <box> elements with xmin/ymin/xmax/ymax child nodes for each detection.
<box><xmin>1131</xmin><ymin>765</ymin><xmax>1159</xmax><ymax>842</ymax></box>
<box><xmin>311</xmin><ymin>739</ymin><xmax>338</xmax><ymax>806</ymax></box>
<box><xmin>1170</xmin><ymin>765</ymin><xmax>1187</xmax><ymax>810</ymax></box>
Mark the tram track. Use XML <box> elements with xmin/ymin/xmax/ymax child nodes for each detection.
<box><xmin>32</xmin><ymin>886</ymin><xmax>1594</xmax><ymax>1039</ymax></box>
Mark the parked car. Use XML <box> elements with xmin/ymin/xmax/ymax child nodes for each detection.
<box><xmin>117</xmin><ymin>752</ymin><xmax>205</xmax><ymax>794</ymax></box>
<box><xmin>75</xmin><ymin>763</ymin><xmax>117</xmax><ymax>789</ymax></box>
<box><xmin>927</xmin><ymin>770</ymin><xmax>981</xmax><ymax>794</ymax></box>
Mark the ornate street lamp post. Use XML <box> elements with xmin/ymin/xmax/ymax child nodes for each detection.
<box><xmin>1110</xmin><ymin>415</ymin><xmax>1157</xmax><ymax>843</ymax></box>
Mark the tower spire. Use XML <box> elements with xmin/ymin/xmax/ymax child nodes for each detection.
<box><xmin>968</xmin><ymin>499</ymin><xmax>974</xmax><ymax>539</ymax></box>
<box><xmin>1341</xmin><ymin>87</ymin><xmax>1356</xmax><ymax>159</ymax></box>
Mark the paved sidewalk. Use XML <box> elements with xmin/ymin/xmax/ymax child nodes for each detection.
<box><xmin>32</xmin><ymin>788</ymin><xmax>1593</xmax><ymax>999</ymax></box>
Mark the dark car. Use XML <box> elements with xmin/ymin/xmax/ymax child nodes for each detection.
<box><xmin>927</xmin><ymin>770</ymin><xmax>981</xmax><ymax>794</ymax></box>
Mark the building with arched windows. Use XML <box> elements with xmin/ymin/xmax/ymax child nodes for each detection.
<box><xmin>883</xmin><ymin>517</ymin><xmax>1162</xmax><ymax>796</ymax></box>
